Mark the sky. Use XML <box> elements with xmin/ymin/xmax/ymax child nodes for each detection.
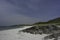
<box><xmin>0</xmin><ymin>0</ymin><xmax>60</xmax><ymax>26</ymax></box>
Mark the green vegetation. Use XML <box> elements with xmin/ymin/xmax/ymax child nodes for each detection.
<box><xmin>48</xmin><ymin>17</ymin><xmax>60</xmax><ymax>23</ymax></box>
<box><xmin>33</xmin><ymin>17</ymin><xmax>60</xmax><ymax>26</ymax></box>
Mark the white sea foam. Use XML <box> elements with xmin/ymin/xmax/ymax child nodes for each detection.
<box><xmin>0</xmin><ymin>26</ymin><xmax>56</xmax><ymax>40</ymax></box>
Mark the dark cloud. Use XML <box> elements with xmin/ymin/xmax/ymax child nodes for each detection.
<box><xmin>6</xmin><ymin>0</ymin><xmax>60</xmax><ymax>18</ymax></box>
<box><xmin>0</xmin><ymin>0</ymin><xmax>60</xmax><ymax>26</ymax></box>
<box><xmin>0</xmin><ymin>0</ymin><xmax>40</xmax><ymax>26</ymax></box>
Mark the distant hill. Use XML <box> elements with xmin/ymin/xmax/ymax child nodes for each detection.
<box><xmin>34</xmin><ymin>17</ymin><xmax>60</xmax><ymax>25</ymax></box>
<box><xmin>48</xmin><ymin>17</ymin><xmax>60</xmax><ymax>23</ymax></box>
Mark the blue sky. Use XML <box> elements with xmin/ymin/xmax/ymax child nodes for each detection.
<box><xmin>0</xmin><ymin>0</ymin><xmax>60</xmax><ymax>26</ymax></box>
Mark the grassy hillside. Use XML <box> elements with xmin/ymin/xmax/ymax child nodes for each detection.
<box><xmin>48</xmin><ymin>17</ymin><xmax>60</xmax><ymax>23</ymax></box>
<box><xmin>33</xmin><ymin>17</ymin><xmax>60</xmax><ymax>26</ymax></box>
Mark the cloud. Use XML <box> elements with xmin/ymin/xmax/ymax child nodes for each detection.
<box><xmin>0</xmin><ymin>0</ymin><xmax>40</xmax><ymax>26</ymax></box>
<box><xmin>0</xmin><ymin>0</ymin><xmax>60</xmax><ymax>26</ymax></box>
<box><xmin>6</xmin><ymin>0</ymin><xmax>60</xmax><ymax>19</ymax></box>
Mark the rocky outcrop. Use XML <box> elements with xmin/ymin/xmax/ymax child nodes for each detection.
<box><xmin>20</xmin><ymin>25</ymin><xmax>60</xmax><ymax>34</ymax></box>
<box><xmin>19</xmin><ymin>25</ymin><xmax>60</xmax><ymax>40</ymax></box>
<box><xmin>44</xmin><ymin>30</ymin><xmax>60</xmax><ymax>40</ymax></box>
